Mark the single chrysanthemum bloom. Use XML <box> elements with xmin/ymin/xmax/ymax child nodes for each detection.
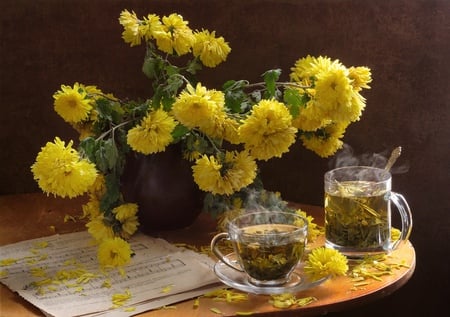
<box><xmin>300</xmin><ymin>122</ymin><xmax>347</xmax><ymax>158</ymax></box>
<box><xmin>192</xmin><ymin>29</ymin><xmax>231</xmax><ymax>67</ymax></box>
<box><xmin>314</xmin><ymin>66</ymin><xmax>353</xmax><ymax>122</ymax></box>
<box><xmin>120</xmin><ymin>215</ymin><xmax>139</xmax><ymax>239</ymax></box>
<box><xmin>53</xmin><ymin>83</ymin><xmax>93</xmax><ymax>123</ymax></box>
<box><xmin>31</xmin><ymin>137</ymin><xmax>97</xmax><ymax>198</ymax></box>
<box><xmin>192</xmin><ymin>151</ymin><xmax>257</xmax><ymax>195</ymax></box>
<box><xmin>86</xmin><ymin>216</ymin><xmax>115</xmax><ymax>242</ymax></box>
<box><xmin>119</xmin><ymin>9</ymin><xmax>144</xmax><ymax>46</ymax></box>
<box><xmin>239</xmin><ymin>99</ymin><xmax>297</xmax><ymax>161</ymax></box>
<box><xmin>303</xmin><ymin>247</ymin><xmax>348</xmax><ymax>281</ymax></box>
<box><xmin>348</xmin><ymin>66</ymin><xmax>372</xmax><ymax>91</ymax></box>
<box><xmin>153</xmin><ymin>13</ymin><xmax>195</xmax><ymax>55</ymax></box>
<box><xmin>172</xmin><ymin>83</ymin><xmax>225</xmax><ymax>129</ymax></box>
<box><xmin>112</xmin><ymin>203</ymin><xmax>140</xmax><ymax>238</ymax></box>
<box><xmin>97</xmin><ymin>237</ymin><xmax>132</xmax><ymax>268</ymax></box>
<box><xmin>141</xmin><ymin>14</ymin><xmax>163</xmax><ymax>41</ymax></box>
<box><xmin>113</xmin><ymin>203</ymin><xmax>138</xmax><ymax>222</ymax></box>
<box><xmin>127</xmin><ymin>109</ymin><xmax>177</xmax><ymax>154</ymax></box>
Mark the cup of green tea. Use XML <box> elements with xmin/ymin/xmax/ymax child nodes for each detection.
<box><xmin>324</xmin><ymin>166</ymin><xmax>413</xmax><ymax>257</ymax></box>
<box><xmin>211</xmin><ymin>211</ymin><xmax>308</xmax><ymax>286</ymax></box>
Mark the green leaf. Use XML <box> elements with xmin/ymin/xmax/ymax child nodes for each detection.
<box><xmin>164</xmin><ymin>64</ymin><xmax>180</xmax><ymax>76</ymax></box>
<box><xmin>186</xmin><ymin>58</ymin><xmax>202</xmax><ymax>75</ymax></box>
<box><xmin>100</xmin><ymin>173</ymin><xmax>121</xmax><ymax>213</ymax></box>
<box><xmin>172</xmin><ymin>124</ymin><xmax>189</xmax><ymax>142</ymax></box>
<box><xmin>262</xmin><ymin>69</ymin><xmax>281</xmax><ymax>98</ymax></box>
<box><xmin>165</xmin><ymin>74</ymin><xmax>184</xmax><ymax>94</ymax></box>
<box><xmin>95</xmin><ymin>98</ymin><xmax>114</xmax><ymax>121</ymax></box>
<box><xmin>93</xmin><ymin>139</ymin><xmax>119</xmax><ymax>173</ymax></box>
<box><xmin>103</xmin><ymin>139</ymin><xmax>119</xmax><ymax>170</ymax></box>
<box><xmin>283</xmin><ymin>88</ymin><xmax>303</xmax><ymax>107</ymax></box>
<box><xmin>161</xmin><ymin>94</ymin><xmax>176</xmax><ymax>111</ymax></box>
<box><xmin>78</xmin><ymin>137</ymin><xmax>97</xmax><ymax>162</ymax></box>
<box><xmin>223</xmin><ymin>80</ymin><xmax>250</xmax><ymax>113</ymax></box>
<box><xmin>94</xmin><ymin>143</ymin><xmax>108</xmax><ymax>173</ymax></box>
<box><xmin>283</xmin><ymin>88</ymin><xmax>310</xmax><ymax>118</ymax></box>
<box><xmin>142</xmin><ymin>56</ymin><xmax>160</xmax><ymax>79</ymax></box>
<box><xmin>250</xmin><ymin>90</ymin><xmax>262</xmax><ymax>102</ymax></box>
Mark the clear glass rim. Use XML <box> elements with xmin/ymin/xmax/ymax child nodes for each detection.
<box><xmin>324</xmin><ymin>165</ymin><xmax>391</xmax><ymax>184</ymax></box>
<box><xmin>229</xmin><ymin>211</ymin><xmax>308</xmax><ymax>234</ymax></box>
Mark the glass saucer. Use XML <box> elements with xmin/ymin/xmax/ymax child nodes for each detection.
<box><xmin>213</xmin><ymin>253</ymin><xmax>328</xmax><ymax>295</ymax></box>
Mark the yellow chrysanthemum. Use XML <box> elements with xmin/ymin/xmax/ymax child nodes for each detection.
<box><xmin>314</xmin><ymin>67</ymin><xmax>353</xmax><ymax>120</ymax></box>
<box><xmin>348</xmin><ymin>66</ymin><xmax>372</xmax><ymax>91</ymax></box>
<box><xmin>86</xmin><ymin>216</ymin><xmax>115</xmax><ymax>242</ymax></box>
<box><xmin>172</xmin><ymin>83</ymin><xmax>224</xmax><ymax>129</ymax></box>
<box><xmin>153</xmin><ymin>13</ymin><xmax>195</xmax><ymax>55</ymax></box>
<box><xmin>292</xmin><ymin>100</ymin><xmax>332</xmax><ymax>132</ymax></box>
<box><xmin>295</xmin><ymin>209</ymin><xmax>322</xmax><ymax>242</ymax></box>
<box><xmin>127</xmin><ymin>109</ymin><xmax>177</xmax><ymax>154</ymax></box>
<box><xmin>112</xmin><ymin>203</ymin><xmax>140</xmax><ymax>238</ymax></box>
<box><xmin>72</xmin><ymin>121</ymin><xmax>96</xmax><ymax>141</ymax></box>
<box><xmin>310</xmin><ymin>56</ymin><xmax>344</xmax><ymax>76</ymax></box>
<box><xmin>120</xmin><ymin>216</ymin><xmax>139</xmax><ymax>239</ymax></box>
<box><xmin>192</xmin><ymin>30</ymin><xmax>231</xmax><ymax>67</ymax></box>
<box><xmin>346</xmin><ymin>90</ymin><xmax>367</xmax><ymax>123</ymax></box>
<box><xmin>303</xmin><ymin>247</ymin><xmax>348</xmax><ymax>281</ymax></box>
<box><xmin>113</xmin><ymin>203</ymin><xmax>138</xmax><ymax>222</ymax></box>
<box><xmin>82</xmin><ymin>198</ymin><xmax>101</xmax><ymax>219</ymax></box>
<box><xmin>300</xmin><ymin>122</ymin><xmax>347</xmax><ymax>158</ymax></box>
<box><xmin>289</xmin><ymin>55</ymin><xmax>318</xmax><ymax>82</ymax></box>
<box><xmin>119</xmin><ymin>9</ymin><xmax>144</xmax><ymax>46</ymax></box>
<box><xmin>192</xmin><ymin>151</ymin><xmax>257</xmax><ymax>195</ymax></box>
<box><xmin>88</xmin><ymin>174</ymin><xmax>107</xmax><ymax>201</ymax></box>
<box><xmin>141</xmin><ymin>14</ymin><xmax>163</xmax><ymax>41</ymax></box>
<box><xmin>97</xmin><ymin>237</ymin><xmax>132</xmax><ymax>268</ymax></box>
<box><xmin>198</xmin><ymin>111</ymin><xmax>235</xmax><ymax>141</ymax></box>
<box><xmin>290</xmin><ymin>56</ymin><xmax>366</xmax><ymax>128</ymax></box>
<box><xmin>222</xmin><ymin>117</ymin><xmax>241</xmax><ymax>144</ymax></box>
<box><xmin>290</xmin><ymin>55</ymin><xmax>343</xmax><ymax>82</ymax></box>
<box><xmin>239</xmin><ymin>99</ymin><xmax>297</xmax><ymax>161</ymax></box>
<box><xmin>31</xmin><ymin>137</ymin><xmax>97</xmax><ymax>198</ymax></box>
<box><xmin>53</xmin><ymin>83</ymin><xmax>93</xmax><ymax>123</ymax></box>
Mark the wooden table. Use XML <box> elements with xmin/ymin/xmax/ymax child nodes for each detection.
<box><xmin>0</xmin><ymin>193</ymin><xmax>415</xmax><ymax>317</ymax></box>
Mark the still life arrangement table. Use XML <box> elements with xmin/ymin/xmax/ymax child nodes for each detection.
<box><xmin>0</xmin><ymin>193</ymin><xmax>415</xmax><ymax>317</ymax></box>
<box><xmin>1</xmin><ymin>8</ymin><xmax>415</xmax><ymax>317</ymax></box>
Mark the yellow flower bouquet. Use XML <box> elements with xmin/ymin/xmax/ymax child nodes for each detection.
<box><xmin>31</xmin><ymin>9</ymin><xmax>371</xmax><ymax>268</ymax></box>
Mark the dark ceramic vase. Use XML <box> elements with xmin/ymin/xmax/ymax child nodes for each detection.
<box><xmin>121</xmin><ymin>144</ymin><xmax>204</xmax><ymax>233</ymax></box>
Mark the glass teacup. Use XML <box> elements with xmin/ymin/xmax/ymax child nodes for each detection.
<box><xmin>211</xmin><ymin>211</ymin><xmax>308</xmax><ymax>286</ymax></box>
<box><xmin>324</xmin><ymin>166</ymin><xmax>413</xmax><ymax>257</ymax></box>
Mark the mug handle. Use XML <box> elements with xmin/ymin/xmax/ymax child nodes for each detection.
<box><xmin>389</xmin><ymin>192</ymin><xmax>413</xmax><ymax>251</ymax></box>
<box><xmin>210</xmin><ymin>232</ymin><xmax>244</xmax><ymax>272</ymax></box>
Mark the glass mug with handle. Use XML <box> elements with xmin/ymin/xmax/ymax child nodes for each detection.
<box><xmin>324</xmin><ymin>166</ymin><xmax>413</xmax><ymax>257</ymax></box>
<box><xmin>211</xmin><ymin>211</ymin><xmax>308</xmax><ymax>286</ymax></box>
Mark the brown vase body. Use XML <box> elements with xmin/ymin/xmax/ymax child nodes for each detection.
<box><xmin>121</xmin><ymin>145</ymin><xmax>204</xmax><ymax>233</ymax></box>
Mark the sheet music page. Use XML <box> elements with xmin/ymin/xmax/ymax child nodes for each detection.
<box><xmin>0</xmin><ymin>231</ymin><xmax>221</xmax><ymax>317</ymax></box>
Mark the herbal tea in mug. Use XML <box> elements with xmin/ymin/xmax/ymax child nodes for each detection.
<box><xmin>211</xmin><ymin>211</ymin><xmax>308</xmax><ymax>286</ymax></box>
<box><xmin>324</xmin><ymin>166</ymin><xmax>412</xmax><ymax>257</ymax></box>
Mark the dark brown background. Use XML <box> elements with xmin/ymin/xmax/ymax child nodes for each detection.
<box><xmin>1</xmin><ymin>0</ymin><xmax>449</xmax><ymax>316</ymax></box>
